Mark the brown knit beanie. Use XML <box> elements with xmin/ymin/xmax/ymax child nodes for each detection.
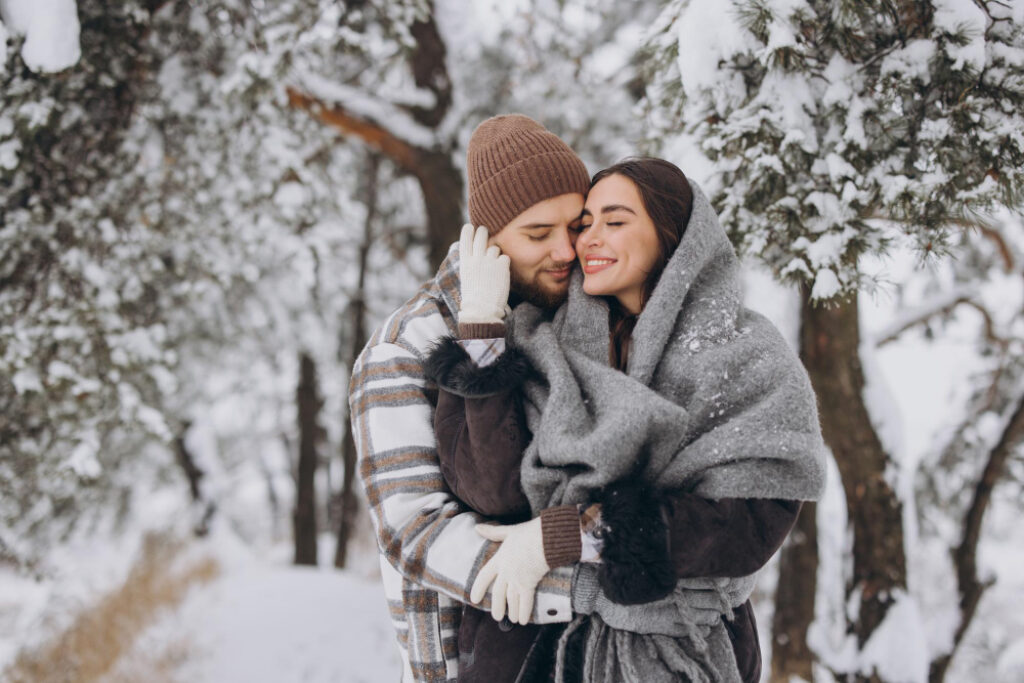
<box><xmin>467</xmin><ymin>114</ymin><xmax>590</xmax><ymax>235</ymax></box>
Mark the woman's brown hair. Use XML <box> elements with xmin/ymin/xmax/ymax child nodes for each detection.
<box><xmin>591</xmin><ymin>158</ymin><xmax>694</xmax><ymax>370</ymax></box>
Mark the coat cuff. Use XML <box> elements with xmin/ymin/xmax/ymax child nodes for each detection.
<box><xmin>593</xmin><ymin>480</ymin><xmax>676</xmax><ymax>604</ymax></box>
<box><xmin>423</xmin><ymin>336</ymin><xmax>532</xmax><ymax>398</ymax></box>
<box><xmin>540</xmin><ymin>504</ymin><xmax>583</xmax><ymax>568</ymax></box>
<box><xmin>458</xmin><ymin>321</ymin><xmax>507</xmax><ymax>339</ymax></box>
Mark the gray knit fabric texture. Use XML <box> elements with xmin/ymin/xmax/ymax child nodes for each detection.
<box><xmin>507</xmin><ymin>179</ymin><xmax>827</xmax><ymax>682</ymax></box>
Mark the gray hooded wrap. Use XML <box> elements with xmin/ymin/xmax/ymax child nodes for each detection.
<box><xmin>506</xmin><ymin>179</ymin><xmax>827</xmax><ymax>682</ymax></box>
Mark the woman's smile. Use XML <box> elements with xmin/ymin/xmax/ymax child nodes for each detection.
<box><xmin>582</xmin><ymin>257</ymin><xmax>618</xmax><ymax>275</ymax></box>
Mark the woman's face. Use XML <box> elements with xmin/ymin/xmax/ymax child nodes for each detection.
<box><xmin>578</xmin><ymin>173</ymin><xmax>660</xmax><ymax>314</ymax></box>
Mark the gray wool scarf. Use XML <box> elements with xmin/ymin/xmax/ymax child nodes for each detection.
<box><xmin>507</xmin><ymin>180</ymin><xmax>827</xmax><ymax>682</ymax></box>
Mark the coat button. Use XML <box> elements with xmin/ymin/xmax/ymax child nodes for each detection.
<box><xmin>499</xmin><ymin>617</ymin><xmax>514</xmax><ymax>631</ymax></box>
<box><xmin>547</xmin><ymin>608</ymin><xmax>558</xmax><ymax>616</ymax></box>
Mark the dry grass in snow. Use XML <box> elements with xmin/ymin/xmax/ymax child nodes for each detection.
<box><xmin>2</xmin><ymin>532</ymin><xmax>219</xmax><ymax>683</ymax></box>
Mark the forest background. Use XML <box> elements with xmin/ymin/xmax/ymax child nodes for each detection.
<box><xmin>1</xmin><ymin>1</ymin><xmax>1023</xmax><ymax>682</ymax></box>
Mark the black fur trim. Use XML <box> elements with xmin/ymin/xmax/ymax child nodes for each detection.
<box><xmin>595</xmin><ymin>479</ymin><xmax>677</xmax><ymax>605</ymax></box>
<box><xmin>423</xmin><ymin>336</ymin><xmax>533</xmax><ymax>398</ymax></box>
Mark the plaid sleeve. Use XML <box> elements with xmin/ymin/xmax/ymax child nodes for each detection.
<box><xmin>350</xmin><ymin>340</ymin><xmax>572</xmax><ymax>623</ymax></box>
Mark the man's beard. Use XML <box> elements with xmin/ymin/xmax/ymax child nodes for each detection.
<box><xmin>510</xmin><ymin>265</ymin><xmax>571</xmax><ymax>310</ymax></box>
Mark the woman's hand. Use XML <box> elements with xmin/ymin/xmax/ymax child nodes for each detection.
<box><xmin>470</xmin><ymin>517</ymin><xmax>549</xmax><ymax>625</ymax></box>
<box><xmin>458</xmin><ymin>224</ymin><xmax>510</xmax><ymax>324</ymax></box>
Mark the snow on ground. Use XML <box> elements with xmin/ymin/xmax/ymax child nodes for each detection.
<box><xmin>113</xmin><ymin>519</ymin><xmax>400</xmax><ymax>683</ymax></box>
<box><xmin>0</xmin><ymin>486</ymin><xmax>187</xmax><ymax>665</ymax></box>
<box><xmin>0</xmin><ymin>490</ymin><xmax>401</xmax><ymax>682</ymax></box>
<box><xmin>158</xmin><ymin>558</ymin><xmax>399</xmax><ymax>683</ymax></box>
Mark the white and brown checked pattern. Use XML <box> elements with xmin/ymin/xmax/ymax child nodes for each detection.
<box><xmin>456</xmin><ymin>337</ymin><xmax>506</xmax><ymax>367</ymax></box>
<box><xmin>350</xmin><ymin>246</ymin><xmax>573</xmax><ymax>683</ymax></box>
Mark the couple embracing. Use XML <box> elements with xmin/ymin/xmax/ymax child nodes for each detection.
<box><xmin>349</xmin><ymin>114</ymin><xmax>826</xmax><ymax>683</ymax></box>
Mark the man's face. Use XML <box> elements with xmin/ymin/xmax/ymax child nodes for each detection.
<box><xmin>489</xmin><ymin>193</ymin><xmax>585</xmax><ymax>309</ymax></box>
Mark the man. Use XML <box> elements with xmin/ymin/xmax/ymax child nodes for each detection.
<box><xmin>349</xmin><ymin>114</ymin><xmax>591</xmax><ymax>682</ymax></box>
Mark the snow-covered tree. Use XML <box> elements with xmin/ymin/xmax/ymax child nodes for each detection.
<box><xmin>1</xmin><ymin>0</ymin><xmax>188</xmax><ymax>567</ymax></box>
<box><xmin>646</xmin><ymin>0</ymin><xmax>1023</xmax><ymax>299</ymax></box>
<box><xmin>0</xmin><ymin>0</ymin><xmax>385</xmax><ymax>567</ymax></box>
<box><xmin>643</xmin><ymin>1</ymin><xmax>1024</xmax><ymax>681</ymax></box>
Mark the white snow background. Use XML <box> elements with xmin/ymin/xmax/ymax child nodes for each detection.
<box><xmin>2</xmin><ymin>0</ymin><xmax>1023</xmax><ymax>681</ymax></box>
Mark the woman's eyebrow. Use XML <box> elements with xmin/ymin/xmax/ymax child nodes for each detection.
<box><xmin>581</xmin><ymin>204</ymin><xmax>636</xmax><ymax>217</ymax></box>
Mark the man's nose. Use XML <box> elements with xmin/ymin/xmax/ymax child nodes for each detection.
<box><xmin>551</xmin><ymin>229</ymin><xmax>576</xmax><ymax>263</ymax></box>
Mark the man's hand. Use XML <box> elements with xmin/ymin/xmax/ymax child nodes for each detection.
<box><xmin>470</xmin><ymin>517</ymin><xmax>549</xmax><ymax>625</ymax></box>
<box><xmin>458</xmin><ymin>224</ymin><xmax>510</xmax><ymax>324</ymax></box>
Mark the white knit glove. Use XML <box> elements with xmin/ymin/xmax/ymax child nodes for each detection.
<box><xmin>470</xmin><ymin>518</ymin><xmax>549</xmax><ymax>625</ymax></box>
<box><xmin>458</xmin><ymin>223</ymin><xmax>510</xmax><ymax>324</ymax></box>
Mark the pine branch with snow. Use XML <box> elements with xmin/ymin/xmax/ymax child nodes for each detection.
<box><xmin>644</xmin><ymin>0</ymin><xmax>1024</xmax><ymax>301</ymax></box>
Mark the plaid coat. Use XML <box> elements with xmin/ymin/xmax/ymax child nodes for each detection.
<box><xmin>349</xmin><ymin>244</ymin><xmax>573</xmax><ymax>683</ymax></box>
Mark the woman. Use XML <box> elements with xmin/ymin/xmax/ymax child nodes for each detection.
<box><xmin>426</xmin><ymin>158</ymin><xmax>826</xmax><ymax>682</ymax></box>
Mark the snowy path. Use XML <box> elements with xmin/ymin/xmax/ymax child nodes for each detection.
<box><xmin>161</xmin><ymin>564</ymin><xmax>400</xmax><ymax>683</ymax></box>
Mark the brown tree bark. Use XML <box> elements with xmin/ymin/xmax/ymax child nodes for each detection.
<box><xmin>929</xmin><ymin>393</ymin><xmax>1024</xmax><ymax>683</ymax></box>
<box><xmin>417</xmin><ymin>148</ymin><xmax>465</xmax><ymax>270</ymax></box>
<box><xmin>406</xmin><ymin>10</ymin><xmax>453</xmax><ymax>130</ymax></box>
<box><xmin>800</xmin><ymin>288</ymin><xmax>907</xmax><ymax>680</ymax></box>
<box><xmin>334</xmin><ymin>152</ymin><xmax>378</xmax><ymax>569</ymax></box>
<box><xmin>400</xmin><ymin>7</ymin><xmax>463</xmax><ymax>267</ymax></box>
<box><xmin>770</xmin><ymin>501</ymin><xmax>818</xmax><ymax>683</ymax></box>
<box><xmin>294</xmin><ymin>352</ymin><xmax>322</xmax><ymax>566</ymax></box>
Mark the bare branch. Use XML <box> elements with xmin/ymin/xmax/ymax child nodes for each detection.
<box><xmin>286</xmin><ymin>87</ymin><xmax>422</xmax><ymax>173</ymax></box>
<box><xmin>874</xmin><ymin>290</ymin><xmax>1007</xmax><ymax>348</ymax></box>
<box><xmin>930</xmin><ymin>393</ymin><xmax>1024</xmax><ymax>683</ymax></box>
<box><xmin>975</xmin><ymin>224</ymin><xmax>1016</xmax><ymax>273</ymax></box>
<box><xmin>860</xmin><ymin>212</ymin><xmax>1016</xmax><ymax>274</ymax></box>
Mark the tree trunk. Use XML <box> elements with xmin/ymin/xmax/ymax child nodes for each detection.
<box><xmin>770</xmin><ymin>501</ymin><xmax>818</xmax><ymax>682</ymax></box>
<box><xmin>284</xmin><ymin>89</ymin><xmax>463</xmax><ymax>273</ymax></box>
<box><xmin>405</xmin><ymin>6</ymin><xmax>461</xmax><ymax>270</ymax></box>
<box><xmin>335</xmin><ymin>413</ymin><xmax>362</xmax><ymax>569</ymax></box>
<box><xmin>173</xmin><ymin>421</ymin><xmax>203</xmax><ymax>503</ymax></box>
<box><xmin>294</xmin><ymin>352</ymin><xmax>321</xmax><ymax>566</ymax></box>
<box><xmin>416</xmin><ymin>149</ymin><xmax>464</xmax><ymax>271</ymax></box>
<box><xmin>800</xmin><ymin>288</ymin><xmax>907</xmax><ymax>679</ymax></box>
<box><xmin>172</xmin><ymin>421</ymin><xmax>216</xmax><ymax>537</ymax></box>
<box><xmin>929</xmin><ymin>393</ymin><xmax>1024</xmax><ymax>683</ymax></box>
<box><xmin>259</xmin><ymin>451</ymin><xmax>282</xmax><ymax>540</ymax></box>
<box><xmin>334</xmin><ymin>153</ymin><xmax>378</xmax><ymax>569</ymax></box>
